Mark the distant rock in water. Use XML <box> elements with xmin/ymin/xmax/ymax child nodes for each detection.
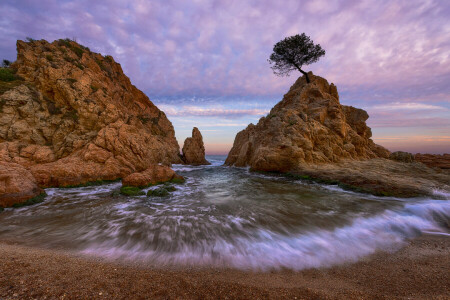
<box><xmin>0</xmin><ymin>38</ymin><xmax>183</xmax><ymax>207</ymax></box>
<box><xmin>415</xmin><ymin>153</ymin><xmax>450</xmax><ymax>169</ymax></box>
<box><xmin>181</xmin><ymin>127</ymin><xmax>210</xmax><ymax>165</ymax></box>
<box><xmin>225</xmin><ymin>72</ymin><xmax>390</xmax><ymax>172</ymax></box>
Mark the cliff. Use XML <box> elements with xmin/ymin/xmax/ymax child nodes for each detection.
<box><xmin>0</xmin><ymin>38</ymin><xmax>182</xmax><ymax>206</ymax></box>
<box><xmin>225</xmin><ymin>73</ymin><xmax>390</xmax><ymax>172</ymax></box>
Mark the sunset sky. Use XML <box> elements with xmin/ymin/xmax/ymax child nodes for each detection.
<box><xmin>1</xmin><ymin>0</ymin><xmax>449</xmax><ymax>154</ymax></box>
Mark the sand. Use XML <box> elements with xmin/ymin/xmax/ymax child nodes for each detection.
<box><xmin>0</xmin><ymin>235</ymin><xmax>448</xmax><ymax>299</ymax></box>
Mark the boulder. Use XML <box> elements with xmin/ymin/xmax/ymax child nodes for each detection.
<box><xmin>0</xmin><ymin>162</ymin><xmax>42</xmax><ymax>207</ymax></box>
<box><xmin>225</xmin><ymin>72</ymin><xmax>390</xmax><ymax>172</ymax></box>
<box><xmin>181</xmin><ymin>127</ymin><xmax>210</xmax><ymax>165</ymax></box>
<box><xmin>389</xmin><ymin>151</ymin><xmax>414</xmax><ymax>163</ymax></box>
<box><xmin>122</xmin><ymin>165</ymin><xmax>184</xmax><ymax>187</ymax></box>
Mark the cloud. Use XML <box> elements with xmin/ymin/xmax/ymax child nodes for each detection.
<box><xmin>159</xmin><ymin>105</ymin><xmax>269</xmax><ymax>118</ymax></box>
<box><xmin>1</xmin><ymin>0</ymin><xmax>449</xmax><ymax>100</ymax></box>
<box><xmin>370</xmin><ymin>102</ymin><xmax>446</xmax><ymax>111</ymax></box>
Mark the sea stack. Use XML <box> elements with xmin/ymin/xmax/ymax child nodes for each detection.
<box><xmin>225</xmin><ymin>72</ymin><xmax>390</xmax><ymax>172</ymax></box>
<box><xmin>181</xmin><ymin>127</ymin><xmax>210</xmax><ymax>165</ymax></box>
<box><xmin>0</xmin><ymin>38</ymin><xmax>183</xmax><ymax>207</ymax></box>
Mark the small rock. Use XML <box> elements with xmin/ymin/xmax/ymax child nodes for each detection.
<box><xmin>389</xmin><ymin>151</ymin><xmax>414</xmax><ymax>163</ymax></box>
<box><xmin>181</xmin><ymin>127</ymin><xmax>210</xmax><ymax>165</ymax></box>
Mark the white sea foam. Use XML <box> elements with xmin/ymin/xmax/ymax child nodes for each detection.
<box><xmin>81</xmin><ymin>198</ymin><xmax>450</xmax><ymax>270</ymax></box>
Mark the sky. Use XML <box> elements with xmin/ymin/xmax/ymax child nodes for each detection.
<box><xmin>1</xmin><ymin>0</ymin><xmax>449</xmax><ymax>155</ymax></box>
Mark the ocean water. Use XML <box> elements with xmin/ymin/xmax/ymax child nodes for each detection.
<box><xmin>0</xmin><ymin>155</ymin><xmax>448</xmax><ymax>270</ymax></box>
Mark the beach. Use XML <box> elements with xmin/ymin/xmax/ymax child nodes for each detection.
<box><xmin>0</xmin><ymin>234</ymin><xmax>448</xmax><ymax>299</ymax></box>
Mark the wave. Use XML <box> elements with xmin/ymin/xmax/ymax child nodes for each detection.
<box><xmin>81</xmin><ymin>198</ymin><xmax>449</xmax><ymax>271</ymax></box>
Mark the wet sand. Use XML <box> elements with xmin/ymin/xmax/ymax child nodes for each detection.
<box><xmin>0</xmin><ymin>235</ymin><xmax>448</xmax><ymax>299</ymax></box>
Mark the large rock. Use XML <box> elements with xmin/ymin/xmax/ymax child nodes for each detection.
<box><xmin>181</xmin><ymin>127</ymin><xmax>210</xmax><ymax>165</ymax></box>
<box><xmin>225</xmin><ymin>73</ymin><xmax>390</xmax><ymax>172</ymax></box>
<box><xmin>122</xmin><ymin>165</ymin><xmax>184</xmax><ymax>187</ymax></box>
<box><xmin>0</xmin><ymin>162</ymin><xmax>42</xmax><ymax>207</ymax></box>
<box><xmin>0</xmin><ymin>38</ymin><xmax>183</xmax><ymax>204</ymax></box>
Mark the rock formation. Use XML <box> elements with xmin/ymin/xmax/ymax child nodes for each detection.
<box><xmin>225</xmin><ymin>73</ymin><xmax>390</xmax><ymax>172</ymax></box>
<box><xmin>181</xmin><ymin>127</ymin><xmax>210</xmax><ymax>165</ymax></box>
<box><xmin>0</xmin><ymin>38</ymin><xmax>183</xmax><ymax>206</ymax></box>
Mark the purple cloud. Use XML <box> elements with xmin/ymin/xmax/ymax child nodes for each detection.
<box><xmin>159</xmin><ymin>105</ymin><xmax>269</xmax><ymax>118</ymax></box>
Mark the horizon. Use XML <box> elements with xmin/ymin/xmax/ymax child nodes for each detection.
<box><xmin>1</xmin><ymin>0</ymin><xmax>449</xmax><ymax>155</ymax></box>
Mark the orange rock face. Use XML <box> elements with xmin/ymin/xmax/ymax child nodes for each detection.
<box><xmin>225</xmin><ymin>73</ymin><xmax>390</xmax><ymax>172</ymax></box>
<box><xmin>122</xmin><ymin>165</ymin><xmax>184</xmax><ymax>187</ymax></box>
<box><xmin>0</xmin><ymin>162</ymin><xmax>42</xmax><ymax>207</ymax></box>
<box><xmin>0</xmin><ymin>39</ymin><xmax>183</xmax><ymax>204</ymax></box>
<box><xmin>181</xmin><ymin>127</ymin><xmax>210</xmax><ymax>165</ymax></box>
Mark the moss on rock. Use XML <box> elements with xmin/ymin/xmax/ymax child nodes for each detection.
<box><xmin>11</xmin><ymin>192</ymin><xmax>47</xmax><ymax>208</ymax></box>
<box><xmin>120</xmin><ymin>186</ymin><xmax>145</xmax><ymax>196</ymax></box>
<box><xmin>147</xmin><ymin>188</ymin><xmax>169</xmax><ymax>197</ymax></box>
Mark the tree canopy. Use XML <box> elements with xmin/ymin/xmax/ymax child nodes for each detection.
<box><xmin>268</xmin><ymin>33</ymin><xmax>325</xmax><ymax>83</ymax></box>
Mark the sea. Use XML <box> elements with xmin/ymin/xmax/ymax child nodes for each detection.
<box><xmin>0</xmin><ymin>155</ymin><xmax>448</xmax><ymax>270</ymax></box>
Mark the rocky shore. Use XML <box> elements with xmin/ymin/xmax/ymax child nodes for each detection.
<box><xmin>0</xmin><ymin>234</ymin><xmax>448</xmax><ymax>299</ymax></box>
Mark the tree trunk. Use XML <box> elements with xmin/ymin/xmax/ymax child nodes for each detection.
<box><xmin>292</xmin><ymin>63</ymin><xmax>310</xmax><ymax>83</ymax></box>
<box><xmin>298</xmin><ymin>69</ymin><xmax>310</xmax><ymax>83</ymax></box>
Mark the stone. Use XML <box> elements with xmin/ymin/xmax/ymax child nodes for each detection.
<box><xmin>122</xmin><ymin>165</ymin><xmax>185</xmax><ymax>187</ymax></box>
<box><xmin>390</xmin><ymin>151</ymin><xmax>414</xmax><ymax>163</ymax></box>
<box><xmin>181</xmin><ymin>127</ymin><xmax>210</xmax><ymax>165</ymax></box>
<box><xmin>225</xmin><ymin>72</ymin><xmax>390</xmax><ymax>172</ymax></box>
<box><xmin>0</xmin><ymin>161</ymin><xmax>43</xmax><ymax>207</ymax></box>
<box><xmin>120</xmin><ymin>186</ymin><xmax>145</xmax><ymax>196</ymax></box>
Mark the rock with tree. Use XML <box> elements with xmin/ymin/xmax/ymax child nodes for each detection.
<box><xmin>181</xmin><ymin>127</ymin><xmax>210</xmax><ymax>165</ymax></box>
<box><xmin>225</xmin><ymin>72</ymin><xmax>450</xmax><ymax>197</ymax></box>
<box><xmin>268</xmin><ymin>33</ymin><xmax>325</xmax><ymax>83</ymax></box>
<box><xmin>225</xmin><ymin>72</ymin><xmax>391</xmax><ymax>171</ymax></box>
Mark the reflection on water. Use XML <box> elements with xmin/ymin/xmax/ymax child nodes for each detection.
<box><xmin>0</xmin><ymin>155</ymin><xmax>448</xmax><ymax>270</ymax></box>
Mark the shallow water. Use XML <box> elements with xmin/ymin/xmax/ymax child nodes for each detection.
<box><xmin>0</xmin><ymin>155</ymin><xmax>449</xmax><ymax>270</ymax></box>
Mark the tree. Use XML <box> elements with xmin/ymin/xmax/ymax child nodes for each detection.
<box><xmin>268</xmin><ymin>33</ymin><xmax>325</xmax><ymax>83</ymax></box>
<box><xmin>2</xmin><ymin>59</ymin><xmax>11</xmax><ymax>68</ymax></box>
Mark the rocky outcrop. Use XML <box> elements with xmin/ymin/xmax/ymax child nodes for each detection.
<box><xmin>181</xmin><ymin>127</ymin><xmax>210</xmax><ymax>165</ymax></box>
<box><xmin>294</xmin><ymin>159</ymin><xmax>449</xmax><ymax>197</ymax></box>
<box><xmin>225</xmin><ymin>73</ymin><xmax>390</xmax><ymax>172</ymax></box>
<box><xmin>0</xmin><ymin>38</ymin><xmax>183</xmax><ymax>206</ymax></box>
<box><xmin>390</xmin><ymin>151</ymin><xmax>414</xmax><ymax>163</ymax></box>
<box><xmin>122</xmin><ymin>165</ymin><xmax>184</xmax><ymax>187</ymax></box>
<box><xmin>415</xmin><ymin>154</ymin><xmax>450</xmax><ymax>169</ymax></box>
<box><xmin>0</xmin><ymin>162</ymin><xmax>42</xmax><ymax>207</ymax></box>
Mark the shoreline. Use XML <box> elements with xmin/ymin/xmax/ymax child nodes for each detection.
<box><xmin>1</xmin><ymin>234</ymin><xmax>448</xmax><ymax>299</ymax></box>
